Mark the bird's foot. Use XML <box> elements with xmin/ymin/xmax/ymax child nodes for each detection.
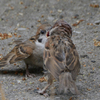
<box><xmin>25</xmin><ymin>73</ymin><xmax>36</xmax><ymax>78</ymax></box>
<box><xmin>34</xmin><ymin>89</ymin><xmax>49</xmax><ymax>97</ymax></box>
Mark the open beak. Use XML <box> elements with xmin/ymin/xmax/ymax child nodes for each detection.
<box><xmin>46</xmin><ymin>26</ymin><xmax>52</xmax><ymax>38</ymax></box>
<box><xmin>46</xmin><ymin>26</ymin><xmax>58</xmax><ymax>38</ymax></box>
<box><xmin>46</xmin><ymin>31</ymin><xmax>50</xmax><ymax>37</ymax></box>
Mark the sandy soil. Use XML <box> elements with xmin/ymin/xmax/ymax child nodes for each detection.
<box><xmin>0</xmin><ymin>0</ymin><xmax>100</xmax><ymax>100</ymax></box>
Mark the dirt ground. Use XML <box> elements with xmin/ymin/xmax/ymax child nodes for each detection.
<box><xmin>0</xmin><ymin>0</ymin><xmax>100</xmax><ymax>100</ymax></box>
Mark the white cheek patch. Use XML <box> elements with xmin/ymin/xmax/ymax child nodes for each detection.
<box><xmin>35</xmin><ymin>40</ymin><xmax>45</xmax><ymax>48</ymax></box>
<box><xmin>38</xmin><ymin>35</ymin><xmax>47</xmax><ymax>44</ymax></box>
<box><xmin>35</xmin><ymin>35</ymin><xmax>47</xmax><ymax>49</ymax></box>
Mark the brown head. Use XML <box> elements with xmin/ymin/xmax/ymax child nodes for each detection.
<box><xmin>34</xmin><ymin>24</ymin><xmax>52</xmax><ymax>45</ymax></box>
<box><xmin>47</xmin><ymin>20</ymin><xmax>72</xmax><ymax>38</ymax></box>
<box><xmin>29</xmin><ymin>24</ymin><xmax>51</xmax><ymax>44</ymax></box>
<box><xmin>36</xmin><ymin>24</ymin><xmax>51</xmax><ymax>36</ymax></box>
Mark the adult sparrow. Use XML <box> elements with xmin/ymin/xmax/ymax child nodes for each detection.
<box><xmin>0</xmin><ymin>24</ymin><xmax>51</xmax><ymax>77</ymax></box>
<box><xmin>38</xmin><ymin>20</ymin><xmax>80</xmax><ymax>94</ymax></box>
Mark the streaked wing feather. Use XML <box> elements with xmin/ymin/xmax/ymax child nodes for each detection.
<box><xmin>9</xmin><ymin>43</ymin><xmax>34</xmax><ymax>63</ymax></box>
<box><xmin>13</xmin><ymin>39</ymin><xmax>24</xmax><ymax>44</ymax></box>
<box><xmin>44</xmin><ymin>37</ymin><xmax>80</xmax><ymax>80</ymax></box>
<box><xmin>0</xmin><ymin>42</ymin><xmax>35</xmax><ymax>66</ymax></box>
<box><xmin>44</xmin><ymin>52</ymin><xmax>65</xmax><ymax>80</ymax></box>
<box><xmin>43</xmin><ymin>38</ymin><xmax>66</xmax><ymax>80</ymax></box>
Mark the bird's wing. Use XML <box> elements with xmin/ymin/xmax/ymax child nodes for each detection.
<box><xmin>43</xmin><ymin>36</ymin><xmax>66</xmax><ymax>80</ymax></box>
<box><xmin>43</xmin><ymin>36</ymin><xmax>80</xmax><ymax>80</ymax></box>
<box><xmin>64</xmin><ymin>38</ymin><xmax>80</xmax><ymax>80</ymax></box>
<box><xmin>0</xmin><ymin>41</ymin><xmax>35</xmax><ymax>66</ymax></box>
<box><xmin>13</xmin><ymin>39</ymin><xmax>25</xmax><ymax>44</ymax></box>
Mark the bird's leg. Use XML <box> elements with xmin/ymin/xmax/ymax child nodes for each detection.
<box><xmin>38</xmin><ymin>84</ymin><xmax>51</xmax><ymax>95</ymax></box>
<box><xmin>26</xmin><ymin>64</ymin><xmax>31</xmax><ymax>77</ymax></box>
<box><xmin>25</xmin><ymin>64</ymin><xmax>35</xmax><ymax>78</ymax></box>
<box><xmin>38</xmin><ymin>73</ymin><xmax>53</xmax><ymax>95</ymax></box>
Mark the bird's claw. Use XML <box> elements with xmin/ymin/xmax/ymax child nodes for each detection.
<box><xmin>25</xmin><ymin>73</ymin><xmax>36</xmax><ymax>78</ymax></box>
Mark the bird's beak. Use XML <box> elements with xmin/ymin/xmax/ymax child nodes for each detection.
<box><xmin>46</xmin><ymin>26</ymin><xmax>52</xmax><ymax>38</ymax></box>
<box><xmin>47</xmin><ymin>27</ymin><xmax>58</xmax><ymax>37</ymax></box>
<box><xmin>46</xmin><ymin>31</ymin><xmax>50</xmax><ymax>37</ymax></box>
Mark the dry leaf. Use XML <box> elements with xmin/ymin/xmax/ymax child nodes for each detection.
<box><xmin>14</xmin><ymin>28</ymin><xmax>18</xmax><ymax>30</ymax></box>
<box><xmin>22</xmin><ymin>78</ymin><xmax>26</xmax><ymax>81</ymax></box>
<box><xmin>69</xmin><ymin>97</ymin><xmax>73</xmax><ymax>100</ymax></box>
<box><xmin>8</xmin><ymin>33</ymin><xmax>12</xmax><ymax>38</ymax></box>
<box><xmin>87</xmin><ymin>88</ymin><xmax>91</xmax><ymax>91</ymax></box>
<box><xmin>92</xmin><ymin>67</ymin><xmax>95</xmax><ymax>70</ymax></box>
<box><xmin>37</xmin><ymin>19</ymin><xmax>41</xmax><ymax>22</ymax></box>
<box><xmin>14</xmin><ymin>63</ymin><xmax>16</xmax><ymax>65</ymax></box>
<box><xmin>72</xmin><ymin>19</ymin><xmax>84</xmax><ymax>26</ymax></box>
<box><xmin>93</xmin><ymin>39</ymin><xmax>100</xmax><ymax>47</ymax></box>
<box><xmin>14</xmin><ymin>33</ymin><xmax>17</xmax><ymax>37</ymax></box>
<box><xmin>50</xmin><ymin>10</ymin><xmax>53</xmax><ymax>13</ymax></box>
<box><xmin>3</xmin><ymin>33</ymin><xmax>8</xmax><ymax>39</ymax></box>
<box><xmin>0</xmin><ymin>33</ymin><xmax>3</xmax><ymax>37</ymax></box>
<box><xmin>2</xmin><ymin>48</ymin><xmax>4</xmax><ymax>50</ymax></box>
<box><xmin>37</xmin><ymin>87</ymin><xmax>39</xmax><ymax>90</ymax></box>
<box><xmin>41</xmin><ymin>15</ymin><xmax>44</xmax><ymax>17</ymax></box>
<box><xmin>88</xmin><ymin>52</ymin><xmax>92</xmax><ymax>54</ymax></box>
<box><xmin>83</xmin><ymin>64</ymin><xmax>86</xmax><ymax>67</ymax></box>
<box><xmin>25</xmin><ymin>83</ymin><xmax>27</xmax><ymax>86</ymax></box>
<box><xmin>20</xmin><ymin>1</ymin><xmax>23</xmax><ymax>4</ymax></box>
<box><xmin>90</xmin><ymin>4</ymin><xmax>99</xmax><ymax>8</ymax></box>
<box><xmin>87</xmin><ymin>23</ymin><xmax>93</xmax><ymax>25</ymax></box>
<box><xmin>10</xmin><ymin>6</ymin><xmax>14</xmax><ymax>10</ymax></box>
<box><xmin>18</xmin><ymin>35</ymin><xmax>21</xmax><ymax>38</ymax></box>
<box><xmin>25</xmin><ymin>6</ymin><xmax>27</xmax><ymax>9</ymax></box>
<box><xmin>0</xmin><ymin>33</ymin><xmax>12</xmax><ymax>40</ymax></box>
<box><xmin>38</xmin><ymin>77</ymin><xmax>47</xmax><ymax>82</ymax></box>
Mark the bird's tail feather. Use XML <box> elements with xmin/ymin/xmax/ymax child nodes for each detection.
<box><xmin>0</xmin><ymin>61</ymin><xmax>8</xmax><ymax>67</ymax></box>
<box><xmin>59</xmin><ymin>72</ymin><xmax>79</xmax><ymax>94</ymax></box>
<box><xmin>0</xmin><ymin>53</ymin><xmax>15</xmax><ymax>67</ymax></box>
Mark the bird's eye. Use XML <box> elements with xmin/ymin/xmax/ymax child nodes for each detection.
<box><xmin>40</xmin><ymin>30</ymin><xmax>46</xmax><ymax>34</ymax></box>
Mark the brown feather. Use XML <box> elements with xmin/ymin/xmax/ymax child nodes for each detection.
<box><xmin>0</xmin><ymin>24</ymin><xmax>51</xmax><ymax>77</ymax></box>
<box><xmin>0</xmin><ymin>39</ymin><xmax>35</xmax><ymax>67</ymax></box>
<box><xmin>43</xmin><ymin>20</ymin><xmax>81</xmax><ymax>94</ymax></box>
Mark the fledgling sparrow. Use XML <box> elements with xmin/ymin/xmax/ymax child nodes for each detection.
<box><xmin>0</xmin><ymin>24</ymin><xmax>51</xmax><ymax>77</ymax></box>
<box><xmin>38</xmin><ymin>20</ymin><xmax>81</xmax><ymax>95</ymax></box>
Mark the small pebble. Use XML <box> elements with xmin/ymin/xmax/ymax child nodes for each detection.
<box><xmin>17</xmin><ymin>80</ymin><xmax>22</xmax><ymax>84</ymax></box>
<box><xmin>58</xmin><ymin>9</ymin><xmax>62</xmax><ymax>13</ymax></box>
<box><xmin>94</xmin><ymin>20</ymin><xmax>100</xmax><ymax>25</ymax></box>
<box><xmin>17</xmin><ymin>28</ymin><xmax>27</xmax><ymax>31</ymax></box>
<box><xmin>91</xmin><ymin>60</ymin><xmax>96</xmax><ymax>63</ymax></box>
<box><xmin>80</xmin><ymin>55</ymin><xmax>89</xmax><ymax>58</ymax></box>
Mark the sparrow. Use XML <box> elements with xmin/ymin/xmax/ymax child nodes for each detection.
<box><xmin>0</xmin><ymin>24</ymin><xmax>51</xmax><ymax>77</ymax></box>
<box><xmin>38</xmin><ymin>20</ymin><xmax>81</xmax><ymax>95</ymax></box>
